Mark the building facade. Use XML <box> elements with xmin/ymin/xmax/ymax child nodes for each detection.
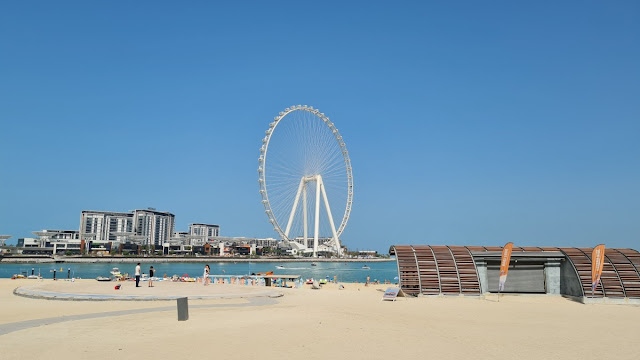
<box><xmin>133</xmin><ymin>209</ymin><xmax>175</xmax><ymax>247</ymax></box>
<box><xmin>188</xmin><ymin>223</ymin><xmax>220</xmax><ymax>246</ymax></box>
<box><xmin>18</xmin><ymin>230</ymin><xmax>81</xmax><ymax>255</ymax></box>
<box><xmin>78</xmin><ymin>209</ymin><xmax>175</xmax><ymax>252</ymax></box>
<box><xmin>80</xmin><ymin>211</ymin><xmax>134</xmax><ymax>244</ymax></box>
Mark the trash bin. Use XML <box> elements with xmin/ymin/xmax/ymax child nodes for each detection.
<box><xmin>177</xmin><ymin>297</ymin><xmax>189</xmax><ymax>321</ymax></box>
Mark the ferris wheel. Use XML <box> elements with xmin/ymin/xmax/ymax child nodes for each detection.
<box><xmin>258</xmin><ymin>105</ymin><xmax>353</xmax><ymax>257</ymax></box>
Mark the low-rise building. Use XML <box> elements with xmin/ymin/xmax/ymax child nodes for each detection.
<box><xmin>17</xmin><ymin>231</ymin><xmax>82</xmax><ymax>255</ymax></box>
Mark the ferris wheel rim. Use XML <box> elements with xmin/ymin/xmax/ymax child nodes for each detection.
<box><xmin>258</xmin><ymin>104</ymin><xmax>353</xmax><ymax>241</ymax></box>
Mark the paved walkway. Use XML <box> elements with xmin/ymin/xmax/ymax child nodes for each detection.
<box><xmin>13</xmin><ymin>279</ymin><xmax>284</xmax><ymax>301</ymax></box>
<box><xmin>2</xmin><ymin>280</ymin><xmax>283</xmax><ymax>336</ymax></box>
<box><xmin>0</xmin><ymin>297</ymin><xmax>278</xmax><ymax>336</ymax></box>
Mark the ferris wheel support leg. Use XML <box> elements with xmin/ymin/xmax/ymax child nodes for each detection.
<box><xmin>303</xmin><ymin>181</ymin><xmax>308</xmax><ymax>250</ymax></box>
<box><xmin>314</xmin><ymin>177</ymin><xmax>321</xmax><ymax>258</ymax></box>
<box><xmin>319</xmin><ymin>177</ymin><xmax>342</xmax><ymax>257</ymax></box>
<box><xmin>285</xmin><ymin>177</ymin><xmax>306</xmax><ymax>239</ymax></box>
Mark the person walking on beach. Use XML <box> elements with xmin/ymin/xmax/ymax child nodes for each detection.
<box><xmin>203</xmin><ymin>264</ymin><xmax>210</xmax><ymax>286</ymax></box>
<box><xmin>148</xmin><ymin>266</ymin><xmax>154</xmax><ymax>287</ymax></box>
<box><xmin>135</xmin><ymin>263</ymin><xmax>141</xmax><ymax>287</ymax></box>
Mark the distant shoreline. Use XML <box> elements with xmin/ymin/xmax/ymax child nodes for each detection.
<box><xmin>0</xmin><ymin>256</ymin><xmax>393</xmax><ymax>264</ymax></box>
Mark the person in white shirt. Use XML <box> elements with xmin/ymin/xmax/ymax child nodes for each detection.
<box><xmin>135</xmin><ymin>263</ymin><xmax>141</xmax><ymax>287</ymax></box>
<box><xmin>203</xmin><ymin>265</ymin><xmax>210</xmax><ymax>286</ymax></box>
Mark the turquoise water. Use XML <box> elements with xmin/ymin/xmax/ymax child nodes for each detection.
<box><xmin>0</xmin><ymin>261</ymin><xmax>398</xmax><ymax>283</ymax></box>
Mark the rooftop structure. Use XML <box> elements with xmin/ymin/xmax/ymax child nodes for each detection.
<box><xmin>0</xmin><ymin>235</ymin><xmax>12</xmax><ymax>247</ymax></box>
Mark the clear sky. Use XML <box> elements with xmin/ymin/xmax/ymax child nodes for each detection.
<box><xmin>1</xmin><ymin>1</ymin><xmax>638</xmax><ymax>253</ymax></box>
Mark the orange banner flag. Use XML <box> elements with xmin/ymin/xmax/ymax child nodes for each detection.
<box><xmin>591</xmin><ymin>244</ymin><xmax>605</xmax><ymax>295</ymax></box>
<box><xmin>498</xmin><ymin>242</ymin><xmax>514</xmax><ymax>292</ymax></box>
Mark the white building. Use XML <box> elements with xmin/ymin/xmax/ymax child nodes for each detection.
<box><xmin>133</xmin><ymin>209</ymin><xmax>175</xmax><ymax>247</ymax></box>
<box><xmin>188</xmin><ymin>223</ymin><xmax>220</xmax><ymax>246</ymax></box>
<box><xmin>17</xmin><ymin>237</ymin><xmax>39</xmax><ymax>247</ymax></box>
<box><xmin>79</xmin><ymin>208</ymin><xmax>175</xmax><ymax>251</ymax></box>
<box><xmin>20</xmin><ymin>230</ymin><xmax>82</xmax><ymax>254</ymax></box>
<box><xmin>80</xmin><ymin>210</ymin><xmax>134</xmax><ymax>244</ymax></box>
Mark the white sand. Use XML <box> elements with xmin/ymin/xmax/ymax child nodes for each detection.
<box><xmin>0</xmin><ymin>279</ymin><xmax>639</xmax><ymax>359</ymax></box>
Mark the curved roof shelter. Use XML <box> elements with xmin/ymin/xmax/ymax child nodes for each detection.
<box><xmin>389</xmin><ymin>245</ymin><xmax>640</xmax><ymax>303</ymax></box>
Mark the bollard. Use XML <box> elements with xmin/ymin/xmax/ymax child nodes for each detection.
<box><xmin>32</xmin><ymin>268</ymin><xmax>35</xmax><ymax>275</ymax></box>
<box><xmin>177</xmin><ymin>297</ymin><xmax>189</xmax><ymax>321</ymax></box>
<box><xmin>53</xmin><ymin>269</ymin><xmax>56</xmax><ymax>280</ymax></box>
<box><xmin>67</xmin><ymin>268</ymin><xmax>71</xmax><ymax>279</ymax></box>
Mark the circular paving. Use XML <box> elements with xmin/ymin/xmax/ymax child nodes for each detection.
<box><xmin>13</xmin><ymin>279</ymin><xmax>284</xmax><ymax>301</ymax></box>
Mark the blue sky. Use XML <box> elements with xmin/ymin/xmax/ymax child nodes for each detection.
<box><xmin>1</xmin><ymin>1</ymin><xmax>638</xmax><ymax>252</ymax></box>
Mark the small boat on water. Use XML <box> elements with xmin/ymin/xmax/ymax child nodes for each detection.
<box><xmin>362</xmin><ymin>265</ymin><xmax>370</xmax><ymax>270</ymax></box>
<box><xmin>311</xmin><ymin>262</ymin><xmax>317</xmax><ymax>267</ymax></box>
<box><xmin>110</xmin><ymin>268</ymin><xmax>122</xmax><ymax>276</ymax></box>
<box><xmin>276</xmin><ymin>265</ymin><xmax>285</xmax><ymax>269</ymax></box>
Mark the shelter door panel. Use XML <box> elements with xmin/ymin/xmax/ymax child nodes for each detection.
<box><xmin>487</xmin><ymin>263</ymin><xmax>546</xmax><ymax>293</ymax></box>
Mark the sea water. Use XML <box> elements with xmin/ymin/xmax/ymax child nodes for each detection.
<box><xmin>0</xmin><ymin>261</ymin><xmax>398</xmax><ymax>283</ymax></box>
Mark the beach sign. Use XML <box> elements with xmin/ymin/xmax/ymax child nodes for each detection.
<box><xmin>591</xmin><ymin>244</ymin><xmax>605</xmax><ymax>295</ymax></box>
<box><xmin>498</xmin><ymin>242</ymin><xmax>514</xmax><ymax>292</ymax></box>
<box><xmin>382</xmin><ymin>287</ymin><xmax>405</xmax><ymax>301</ymax></box>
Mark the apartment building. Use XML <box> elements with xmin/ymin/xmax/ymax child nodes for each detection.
<box><xmin>79</xmin><ymin>209</ymin><xmax>174</xmax><ymax>250</ymax></box>
<box><xmin>80</xmin><ymin>210</ymin><xmax>133</xmax><ymax>244</ymax></box>
<box><xmin>188</xmin><ymin>223</ymin><xmax>220</xmax><ymax>246</ymax></box>
<box><xmin>134</xmin><ymin>209</ymin><xmax>175</xmax><ymax>247</ymax></box>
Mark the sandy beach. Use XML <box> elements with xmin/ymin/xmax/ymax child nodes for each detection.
<box><xmin>0</xmin><ymin>279</ymin><xmax>639</xmax><ymax>360</ymax></box>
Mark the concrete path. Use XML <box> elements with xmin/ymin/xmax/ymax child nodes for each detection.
<box><xmin>0</xmin><ymin>296</ymin><xmax>278</xmax><ymax>336</ymax></box>
<box><xmin>13</xmin><ymin>279</ymin><xmax>283</xmax><ymax>301</ymax></box>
